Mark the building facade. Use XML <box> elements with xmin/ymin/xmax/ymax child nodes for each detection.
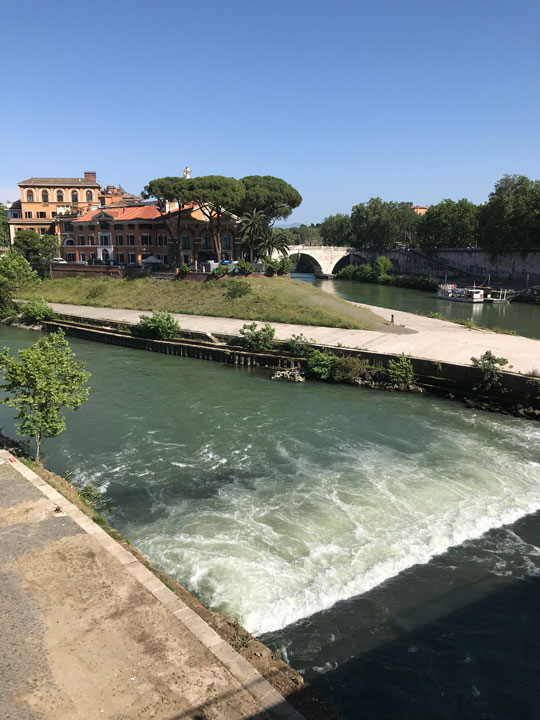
<box><xmin>62</xmin><ymin>203</ymin><xmax>241</xmax><ymax>266</ymax></box>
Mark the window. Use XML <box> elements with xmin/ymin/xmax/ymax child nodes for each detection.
<box><xmin>222</xmin><ymin>253</ymin><xmax>231</xmax><ymax>261</ymax></box>
<box><xmin>127</xmin><ymin>234</ymin><xmax>135</xmax><ymax>245</ymax></box>
<box><xmin>128</xmin><ymin>223</ymin><xmax>135</xmax><ymax>230</ymax></box>
<box><xmin>181</xmin><ymin>234</ymin><xmax>190</xmax><ymax>249</ymax></box>
<box><xmin>39</xmin><ymin>228</ymin><xmax>47</xmax><ymax>235</ymax></box>
<box><xmin>38</xmin><ymin>212</ymin><xmax>46</xmax><ymax>218</ymax></box>
<box><xmin>88</xmin><ymin>234</ymin><xmax>94</xmax><ymax>245</ymax></box>
<box><xmin>99</xmin><ymin>235</ymin><xmax>110</xmax><ymax>246</ymax></box>
<box><xmin>88</xmin><ymin>224</ymin><xmax>95</xmax><ymax>230</ymax></box>
<box><xmin>56</xmin><ymin>190</ymin><xmax>64</xmax><ymax>202</ymax></box>
<box><xmin>223</xmin><ymin>234</ymin><xmax>231</xmax><ymax>249</ymax></box>
<box><xmin>78</xmin><ymin>235</ymin><xmax>84</xmax><ymax>244</ymax></box>
<box><xmin>66</xmin><ymin>252</ymin><xmax>76</xmax><ymax>262</ymax></box>
<box><xmin>141</xmin><ymin>234</ymin><xmax>151</xmax><ymax>245</ymax></box>
<box><xmin>100</xmin><ymin>222</ymin><xmax>109</xmax><ymax>230</ymax></box>
<box><xmin>128</xmin><ymin>253</ymin><xmax>136</xmax><ymax>264</ymax></box>
<box><xmin>183</xmin><ymin>254</ymin><xmax>190</xmax><ymax>264</ymax></box>
<box><xmin>117</xmin><ymin>253</ymin><xmax>125</xmax><ymax>264</ymax></box>
<box><xmin>42</xmin><ymin>190</ymin><xmax>49</xmax><ymax>203</ymax></box>
<box><xmin>65</xmin><ymin>239</ymin><xmax>75</xmax><ymax>246</ymax></box>
<box><xmin>116</xmin><ymin>234</ymin><xmax>124</xmax><ymax>245</ymax></box>
<box><xmin>71</xmin><ymin>191</ymin><xmax>79</xmax><ymax>203</ymax></box>
<box><xmin>86</xmin><ymin>190</ymin><xmax>93</xmax><ymax>202</ymax></box>
<box><xmin>64</xmin><ymin>222</ymin><xmax>73</xmax><ymax>232</ymax></box>
<box><xmin>25</xmin><ymin>211</ymin><xmax>33</xmax><ymax>218</ymax></box>
<box><xmin>27</xmin><ymin>190</ymin><xmax>34</xmax><ymax>202</ymax></box>
<box><xmin>114</xmin><ymin>224</ymin><xmax>122</xmax><ymax>230</ymax></box>
<box><xmin>164</xmin><ymin>254</ymin><xmax>168</xmax><ymax>264</ymax></box>
<box><xmin>139</xmin><ymin>223</ymin><xmax>150</xmax><ymax>230</ymax></box>
<box><xmin>202</xmin><ymin>234</ymin><xmax>211</xmax><ymax>249</ymax></box>
<box><xmin>80</xmin><ymin>252</ymin><xmax>86</xmax><ymax>261</ymax></box>
<box><xmin>51</xmin><ymin>212</ymin><xmax>57</xmax><ymax>217</ymax></box>
<box><xmin>89</xmin><ymin>252</ymin><xmax>96</xmax><ymax>261</ymax></box>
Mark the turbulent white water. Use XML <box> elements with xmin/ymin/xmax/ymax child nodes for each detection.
<box><xmin>108</xmin><ymin>405</ymin><xmax>540</xmax><ymax>635</ymax></box>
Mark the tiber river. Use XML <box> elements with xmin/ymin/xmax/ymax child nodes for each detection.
<box><xmin>1</xmin><ymin>324</ymin><xmax>540</xmax><ymax>719</ymax></box>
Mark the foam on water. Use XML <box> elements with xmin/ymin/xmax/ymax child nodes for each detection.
<box><xmin>104</xmin><ymin>407</ymin><xmax>540</xmax><ymax>635</ymax></box>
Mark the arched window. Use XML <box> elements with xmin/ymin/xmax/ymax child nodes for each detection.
<box><xmin>42</xmin><ymin>190</ymin><xmax>49</xmax><ymax>203</ymax></box>
<box><xmin>27</xmin><ymin>190</ymin><xmax>34</xmax><ymax>202</ymax></box>
<box><xmin>72</xmin><ymin>190</ymin><xmax>79</xmax><ymax>203</ymax></box>
<box><xmin>64</xmin><ymin>239</ymin><xmax>75</xmax><ymax>246</ymax></box>
<box><xmin>86</xmin><ymin>190</ymin><xmax>93</xmax><ymax>202</ymax></box>
<box><xmin>181</xmin><ymin>234</ymin><xmax>190</xmax><ymax>249</ymax></box>
<box><xmin>222</xmin><ymin>234</ymin><xmax>231</xmax><ymax>249</ymax></box>
<box><xmin>56</xmin><ymin>190</ymin><xmax>64</xmax><ymax>202</ymax></box>
<box><xmin>202</xmin><ymin>233</ymin><xmax>211</xmax><ymax>249</ymax></box>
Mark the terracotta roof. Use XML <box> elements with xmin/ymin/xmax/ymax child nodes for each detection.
<box><xmin>74</xmin><ymin>205</ymin><xmax>162</xmax><ymax>223</ymax></box>
<box><xmin>19</xmin><ymin>177</ymin><xmax>101</xmax><ymax>187</ymax></box>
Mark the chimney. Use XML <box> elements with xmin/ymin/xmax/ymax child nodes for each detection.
<box><xmin>84</xmin><ymin>171</ymin><xmax>97</xmax><ymax>183</ymax></box>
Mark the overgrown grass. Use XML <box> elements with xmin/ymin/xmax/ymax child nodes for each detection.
<box><xmin>26</xmin><ymin>276</ymin><xmax>385</xmax><ymax>330</ymax></box>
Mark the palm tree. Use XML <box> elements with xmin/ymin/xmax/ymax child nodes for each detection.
<box><xmin>239</xmin><ymin>210</ymin><xmax>270</xmax><ymax>261</ymax></box>
<box><xmin>255</xmin><ymin>229</ymin><xmax>290</xmax><ymax>262</ymax></box>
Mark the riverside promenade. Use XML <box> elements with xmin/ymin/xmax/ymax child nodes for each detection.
<box><xmin>49</xmin><ymin>302</ymin><xmax>540</xmax><ymax>376</ymax></box>
<box><xmin>0</xmin><ymin>452</ymin><xmax>304</xmax><ymax>720</ymax></box>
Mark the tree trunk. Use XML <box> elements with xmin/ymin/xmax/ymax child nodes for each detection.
<box><xmin>35</xmin><ymin>433</ymin><xmax>41</xmax><ymax>464</ymax></box>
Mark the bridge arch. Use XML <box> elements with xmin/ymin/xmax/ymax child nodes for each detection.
<box><xmin>289</xmin><ymin>251</ymin><xmax>323</xmax><ymax>275</ymax></box>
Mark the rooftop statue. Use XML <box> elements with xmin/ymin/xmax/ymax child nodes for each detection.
<box><xmin>183</xmin><ymin>166</ymin><xmax>191</xmax><ymax>179</ymax></box>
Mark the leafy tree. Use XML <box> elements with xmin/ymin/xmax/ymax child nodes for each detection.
<box><xmin>141</xmin><ymin>176</ymin><xmax>197</xmax><ymax>268</ymax></box>
<box><xmin>373</xmin><ymin>255</ymin><xmax>393</xmax><ymax>280</ymax></box>
<box><xmin>236</xmin><ymin>176</ymin><xmax>302</xmax><ymax>224</ymax></box>
<box><xmin>13</xmin><ymin>230</ymin><xmax>59</xmax><ymax>276</ymax></box>
<box><xmin>386</xmin><ymin>353</ymin><xmax>415</xmax><ymax>386</ymax></box>
<box><xmin>471</xmin><ymin>350</ymin><xmax>508</xmax><ymax>391</ymax></box>
<box><xmin>0</xmin><ymin>330</ymin><xmax>90</xmax><ymax>463</ymax></box>
<box><xmin>477</xmin><ymin>175</ymin><xmax>540</xmax><ymax>253</ymax></box>
<box><xmin>417</xmin><ymin>199</ymin><xmax>478</xmax><ymax>249</ymax></box>
<box><xmin>307</xmin><ymin>349</ymin><xmax>338</xmax><ymax>380</ymax></box>
<box><xmin>0</xmin><ymin>203</ymin><xmax>8</xmax><ymax>245</ymax></box>
<box><xmin>320</xmin><ymin>214</ymin><xmax>353</xmax><ymax>246</ymax></box>
<box><xmin>351</xmin><ymin>198</ymin><xmax>419</xmax><ymax>251</ymax></box>
<box><xmin>0</xmin><ymin>252</ymin><xmax>39</xmax><ymax>309</ymax></box>
<box><xmin>19</xmin><ymin>298</ymin><xmax>56</xmax><ymax>324</ymax></box>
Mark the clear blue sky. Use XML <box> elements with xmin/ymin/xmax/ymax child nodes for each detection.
<box><xmin>2</xmin><ymin>0</ymin><xmax>539</xmax><ymax>223</ymax></box>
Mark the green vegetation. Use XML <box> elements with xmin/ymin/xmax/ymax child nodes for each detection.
<box><xmin>27</xmin><ymin>276</ymin><xmax>384</xmax><ymax>330</ymax></box>
<box><xmin>332</xmin><ymin>355</ymin><xmax>379</xmax><ymax>384</ymax></box>
<box><xmin>285</xmin><ymin>333</ymin><xmax>312</xmax><ymax>357</ymax></box>
<box><xmin>134</xmin><ymin>310</ymin><xmax>180</xmax><ymax>340</ymax></box>
<box><xmin>235</xmin><ymin>258</ymin><xmax>253</xmax><ymax>276</ymax></box>
<box><xmin>320</xmin><ymin>213</ymin><xmax>354</xmax><ymax>246</ymax></box>
<box><xmin>386</xmin><ymin>353</ymin><xmax>415</xmax><ymax>386</ymax></box>
<box><xmin>0</xmin><ymin>330</ymin><xmax>90</xmax><ymax>463</ymax></box>
<box><xmin>307</xmin><ymin>349</ymin><xmax>338</xmax><ymax>379</ymax></box>
<box><xmin>471</xmin><ymin>350</ymin><xmax>508</xmax><ymax>391</ymax></box>
<box><xmin>0</xmin><ymin>252</ymin><xmax>39</xmax><ymax>315</ymax></box>
<box><xmin>13</xmin><ymin>230</ymin><xmax>59</xmax><ymax>276</ymax></box>
<box><xmin>225</xmin><ymin>279</ymin><xmax>251</xmax><ymax>299</ymax></box>
<box><xmin>231</xmin><ymin>616</ymin><xmax>251</xmax><ymax>651</ymax></box>
<box><xmin>18</xmin><ymin>297</ymin><xmax>56</xmax><ymax>324</ymax></box>
<box><xmin>240</xmin><ymin>322</ymin><xmax>275</xmax><ymax>351</ymax></box>
<box><xmin>0</xmin><ymin>203</ymin><xmax>7</xmax><ymax>245</ymax></box>
<box><xmin>335</xmin><ymin>257</ymin><xmax>438</xmax><ymax>291</ymax></box>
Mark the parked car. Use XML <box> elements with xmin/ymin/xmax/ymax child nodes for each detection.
<box><xmin>52</xmin><ymin>257</ymin><xmax>67</xmax><ymax>264</ymax></box>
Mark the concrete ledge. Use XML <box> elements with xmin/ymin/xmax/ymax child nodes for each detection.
<box><xmin>3</xmin><ymin>452</ymin><xmax>305</xmax><ymax>719</ymax></box>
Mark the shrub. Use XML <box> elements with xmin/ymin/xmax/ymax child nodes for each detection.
<box><xmin>285</xmin><ymin>333</ymin><xmax>311</xmax><ymax>357</ymax></box>
<box><xmin>226</xmin><ymin>279</ymin><xmax>251</xmax><ymax>299</ymax></box>
<box><xmin>211</xmin><ymin>264</ymin><xmax>229</xmax><ymax>279</ymax></box>
<box><xmin>386</xmin><ymin>353</ymin><xmax>415</xmax><ymax>386</ymax></box>
<box><xmin>178</xmin><ymin>263</ymin><xmax>191</xmax><ymax>277</ymax></box>
<box><xmin>263</xmin><ymin>259</ymin><xmax>280</xmax><ymax>277</ymax></box>
<box><xmin>332</xmin><ymin>355</ymin><xmax>378</xmax><ymax>384</ymax></box>
<box><xmin>240</xmin><ymin>322</ymin><xmax>275</xmax><ymax>351</ymax></box>
<box><xmin>373</xmin><ymin>255</ymin><xmax>393</xmax><ymax>280</ymax></box>
<box><xmin>277</xmin><ymin>257</ymin><xmax>292</xmax><ymax>275</ymax></box>
<box><xmin>307</xmin><ymin>349</ymin><xmax>338</xmax><ymax>380</ymax></box>
<box><xmin>134</xmin><ymin>310</ymin><xmax>180</xmax><ymax>340</ymax></box>
<box><xmin>19</xmin><ymin>298</ymin><xmax>56</xmax><ymax>324</ymax></box>
<box><xmin>235</xmin><ymin>258</ymin><xmax>253</xmax><ymax>276</ymax></box>
<box><xmin>471</xmin><ymin>350</ymin><xmax>508</xmax><ymax>391</ymax></box>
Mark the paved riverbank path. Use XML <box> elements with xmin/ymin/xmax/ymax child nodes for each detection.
<box><xmin>49</xmin><ymin>302</ymin><xmax>540</xmax><ymax>376</ymax></box>
<box><xmin>0</xmin><ymin>452</ymin><xmax>304</xmax><ymax>720</ymax></box>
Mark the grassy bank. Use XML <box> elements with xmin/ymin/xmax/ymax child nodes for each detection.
<box><xmin>28</xmin><ymin>276</ymin><xmax>384</xmax><ymax>330</ymax></box>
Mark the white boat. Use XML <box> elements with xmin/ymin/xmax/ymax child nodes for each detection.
<box><xmin>437</xmin><ymin>283</ymin><xmax>485</xmax><ymax>303</ymax></box>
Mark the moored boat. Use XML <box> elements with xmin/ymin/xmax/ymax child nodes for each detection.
<box><xmin>437</xmin><ymin>283</ymin><xmax>484</xmax><ymax>303</ymax></box>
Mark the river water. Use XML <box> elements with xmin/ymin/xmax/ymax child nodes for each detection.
<box><xmin>296</xmin><ymin>275</ymin><xmax>540</xmax><ymax>340</ymax></box>
<box><xmin>1</xmin><ymin>325</ymin><xmax>539</xmax><ymax>719</ymax></box>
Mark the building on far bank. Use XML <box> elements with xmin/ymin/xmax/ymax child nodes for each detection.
<box><xmin>7</xmin><ymin>172</ymin><xmax>141</xmax><ymax>246</ymax></box>
<box><xmin>62</xmin><ymin>202</ymin><xmax>241</xmax><ymax>267</ymax></box>
<box><xmin>412</xmin><ymin>205</ymin><xmax>428</xmax><ymax>216</ymax></box>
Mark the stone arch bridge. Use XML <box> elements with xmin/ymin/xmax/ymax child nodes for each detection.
<box><xmin>277</xmin><ymin>245</ymin><xmax>364</xmax><ymax>275</ymax></box>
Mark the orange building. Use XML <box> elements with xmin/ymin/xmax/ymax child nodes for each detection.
<box><xmin>61</xmin><ymin>202</ymin><xmax>240</xmax><ymax>267</ymax></box>
<box><xmin>412</xmin><ymin>205</ymin><xmax>428</xmax><ymax>216</ymax></box>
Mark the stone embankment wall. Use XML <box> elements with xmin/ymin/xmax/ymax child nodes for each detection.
<box><xmin>365</xmin><ymin>249</ymin><xmax>540</xmax><ymax>284</ymax></box>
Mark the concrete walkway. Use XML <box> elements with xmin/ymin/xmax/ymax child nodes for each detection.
<box><xmin>49</xmin><ymin>302</ymin><xmax>540</xmax><ymax>376</ymax></box>
<box><xmin>0</xmin><ymin>452</ymin><xmax>304</xmax><ymax>720</ymax></box>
